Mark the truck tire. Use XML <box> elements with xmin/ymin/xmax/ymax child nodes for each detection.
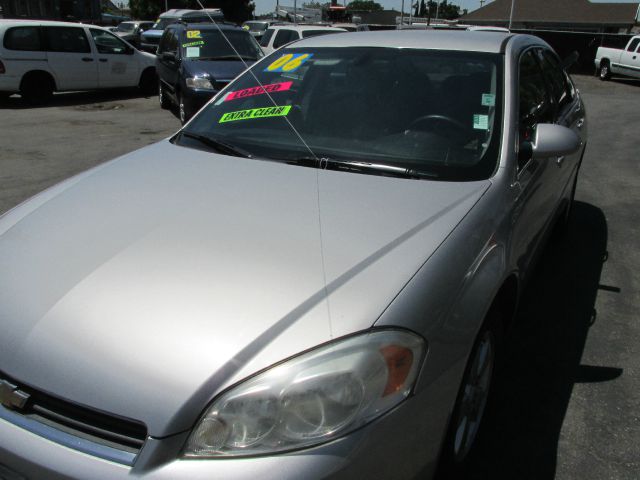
<box><xmin>20</xmin><ymin>71</ymin><xmax>54</xmax><ymax>104</ymax></box>
<box><xmin>599</xmin><ymin>60</ymin><xmax>611</xmax><ymax>81</ymax></box>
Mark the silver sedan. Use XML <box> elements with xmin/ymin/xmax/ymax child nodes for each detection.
<box><xmin>0</xmin><ymin>30</ymin><xmax>586</xmax><ymax>479</ymax></box>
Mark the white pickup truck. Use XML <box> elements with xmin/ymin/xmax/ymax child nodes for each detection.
<box><xmin>595</xmin><ymin>35</ymin><xmax>640</xmax><ymax>80</ymax></box>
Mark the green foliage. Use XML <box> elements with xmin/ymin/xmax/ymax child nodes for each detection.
<box><xmin>303</xmin><ymin>1</ymin><xmax>328</xmax><ymax>8</ymax></box>
<box><xmin>347</xmin><ymin>0</ymin><xmax>383</xmax><ymax>12</ymax></box>
<box><xmin>129</xmin><ymin>0</ymin><xmax>255</xmax><ymax>23</ymax></box>
<box><xmin>426</xmin><ymin>0</ymin><xmax>460</xmax><ymax>20</ymax></box>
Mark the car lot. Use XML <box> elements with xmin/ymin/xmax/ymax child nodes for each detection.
<box><xmin>0</xmin><ymin>74</ymin><xmax>638</xmax><ymax>479</ymax></box>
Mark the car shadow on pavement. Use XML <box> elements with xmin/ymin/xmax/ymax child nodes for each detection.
<box><xmin>439</xmin><ymin>201</ymin><xmax>617</xmax><ymax>480</ymax></box>
<box><xmin>0</xmin><ymin>88</ymin><xmax>156</xmax><ymax>109</ymax></box>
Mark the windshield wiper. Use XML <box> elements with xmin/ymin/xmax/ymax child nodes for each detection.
<box><xmin>286</xmin><ymin>157</ymin><xmax>439</xmax><ymax>180</ymax></box>
<box><xmin>196</xmin><ymin>55</ymin><xmax>257</xmax><ymax>61</ymax></box>
<box><xmin>178</xmin><ymin>132</ymin><xmax>253</xmax><ymax>158</ymax></box>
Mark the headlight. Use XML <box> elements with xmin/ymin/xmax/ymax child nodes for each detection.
<box><xmin>186</xmin><ymin>77</ymin><xmax>214</xmax><ymax>90</ymax></box>
<box><xmin>183</xmin><ymin>329</ymin><xmax>425</xmax><ymax>457</ymax></box>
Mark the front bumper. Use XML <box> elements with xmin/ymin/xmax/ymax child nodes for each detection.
<box><xmin>0</xmin><ymin>383</ymin><xmax>447</xmax><ymax>480</ymax></box>
<box><xmin>182</xmin><ymin>88</ymin><xmax>216</xmax><ymax>116</ymax></box>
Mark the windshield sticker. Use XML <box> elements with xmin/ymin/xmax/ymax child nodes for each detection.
<box><xmin>265</xmin><ymin>53</ymin><xmax>313</xmax><ymax>73</ymax></box>
<box><xmin>182</xmin><ymin>40</ymin><xmax>204</xmax><ymax>48</ymax></box>
<box><xmin>225</xmin><ymin>81</ymin><xmax>293</xmax><ymax>102</ymax></box>
<box><xmin>186</xmin><ymin>30</ymin><xmax>202</xmax><ymax>39</ymax></box>
<box><xmin>243</xmin><ymin>25</ymin><xmax>250</xmax><ymax>30</ymax></box>
<box><xmin>473</xmin><ymin>114</ymin><xmax>489</xmax><ymax>130</ymax></box>
<box><xmin>219</xmin><ymin>105</ymin><xmax>292</xmax><ymax>123</ymax></box>
<box><xmin>186</xmin><ymin>47</ymin><xmax>200</xmax><ymax>58</ymax></box>
<box><xmin>481</xmin><ymin>93</ymin><xmax>496</xmax><ymax>107</ymax></box>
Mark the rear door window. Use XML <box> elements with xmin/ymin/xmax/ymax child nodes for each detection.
<box><xmin>260</xmin><ymin>28</ymin><xmax>275</xmax><ymax>47</ymax></box>
<box><xmin>44</xmin><ymin>27</ymin><xmax>91</xmax><ymax>53</ymax></box>
<box><xmin>4</xmin><ymin>26</ymin><xmax>43</xmax><ymax>51</ymax></box>
<box><xmin>273</xmin><ymin>29</ymin><xmax>298</xmax><ymax>49</ymax></box>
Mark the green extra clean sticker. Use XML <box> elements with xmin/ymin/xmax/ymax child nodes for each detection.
<box><xmin>219</xmin><ymin>105</ymin><xmax>292</xmax><ymax>123</ymax></box>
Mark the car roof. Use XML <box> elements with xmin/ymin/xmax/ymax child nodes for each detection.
<box><xmin>270</xmin><ymin>24</ymin><xmax>347</xmax><ymax>32</ymax></box>
<box><xmin>0</xmin><ymin>19</ymin><xmax>113</xmax><ymax>30</ymax></box>
<box><xmin>175</xmin><ymin>23</ymin><xmax>241</xmax><ymax>31</ymax></box>
<box><xmin>289</xmin><ymin>29</ymin><xmax>515</xmax><ymax>53</ymax></box>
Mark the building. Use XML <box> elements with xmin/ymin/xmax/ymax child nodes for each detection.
<box><xmin>0</xmin><ymin>0</ymin><xmax>102</xmax><ymax>23</ymax></box>
<box><xmin>460</xmin><ymin>0</ymin><xmax>639</xmax><ymax>34</ymax></box>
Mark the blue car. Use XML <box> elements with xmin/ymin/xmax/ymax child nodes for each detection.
<box><xmin>156</xmin><ymin>23</ymin><xmax>263</xmax><ymax>123</ymax></box>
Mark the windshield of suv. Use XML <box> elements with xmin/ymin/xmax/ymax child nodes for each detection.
<box><xmin>153</xmin><ymin>18</ymin><xmax>177</xmax><ymax>30</ymax></box>
<box><xmin>177</xmin><ymin>47</ymin><xmax>503</xmax><ymax>181</ymax></box>
<box><xmin>245</xmin><ymin>22</ymin><xmax>269</xmax><ymax>32</ymax></box>
<box><xmin>182</xmin><ymin>29</ymin><xmax>263</xmax><ymax>61</ymax></box>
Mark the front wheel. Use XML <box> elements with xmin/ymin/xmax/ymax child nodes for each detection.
<box><xmin>158</xmin><ymin>81</ymin><xmax>169</xmax><ymax>110</ymax></box>
<box><xmin>599</xmin><ymin>60</ymin><xmax>611</xmax><ymax>81</ymax></box>
<box><xmin>178</xmin><ymin>92</ymin><xmax>190</xmax><ymax>125</ymax></box>
<box><xmin>440</xmin><ymin>311</ymin><xmax>502</xmax><ymax>473</ymax></box>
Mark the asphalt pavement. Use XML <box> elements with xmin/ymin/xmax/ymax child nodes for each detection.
<box><xmin>0</xmin><ymin>76</ymin><xmax>638</xmax><ymax>479</ymax></box>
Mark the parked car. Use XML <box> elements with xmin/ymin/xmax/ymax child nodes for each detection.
<box><xmin>595</xmin><ymin>35</ymin><xmax>640</xmax><ymax>80</ymax></box>
<box><xmin>0</xmin><ymin>30</ymin><xmax>586</xmax><ymax>479</ymax></box>
<box><xmin>331</xmin><ymin>22</ymin><xmax>369</xmax><ymax>32</ymax></box>
<box><xmin>139</xmin><ymin>8</ymin><xmax>224</xmax><ymax>53</ymax></box>
<box><xmin>114</xmin><ymin>20</ymin><xmax>155</xmax><ymax>48</ymax></box>
<box><xmin>0</xmin><ymin>20</ymin><xmax>157</xmax><ymax>102</ymax></box>
<box><xmin>241</xmin><ymin>20</ymin><xmax>274</xmax><ymax>41</ymax></box>
<box><xmin>157</xmin><ymin>23</ymin><xmax>263</xmax><ymax>124</ymax></box>
<box><xmin>259</xmin><ymin>24</ymin><xmax>346</xmax><ymax>54</ymax></box>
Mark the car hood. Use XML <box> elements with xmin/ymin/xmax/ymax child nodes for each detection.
<box><xmin>182</xmin><ymin>59</ymin><xmax>253</xmax><ymax>81</ymax></box>
<box><xmin>0</xmin><ymin>141</ymin><xmax>489</xmax><ymax>437</ymax></box>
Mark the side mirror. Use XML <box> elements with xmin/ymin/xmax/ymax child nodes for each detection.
<box><xmin>162</xmin><ymin>51</ymin><xmax>178</xmax><ymax>62</ymax></box>
<box><xmin>531</xmin><ymin>124</ymin><xmax>581</xmax><ymax>159</ymax></box>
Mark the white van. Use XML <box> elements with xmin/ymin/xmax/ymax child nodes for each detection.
<box><xmin>0</xmin><ymin>20</ymin><xmax>156</xmax><ymax>102</ymax></box>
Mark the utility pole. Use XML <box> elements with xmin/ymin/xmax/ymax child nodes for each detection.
<box><xmin>294</xmin><ymin>0</ymin><xmax>297</xmax><ymax>24</ymax></box>
<box><xmin>400</xmin><ymin>0</ymin><xmax>404</xmax><ymax>29</ymax></box>
<box><xmin>508</xmin><ymin>0</ymin><xmax>515</xmax><ymax>30</ymax></box>
<box><xmin>435</xmin><ymin>1</ymin><xmax>439</xmax><ymax>22</ymax></box>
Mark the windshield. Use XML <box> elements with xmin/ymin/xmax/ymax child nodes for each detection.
<box><xmin>245</xmin><ymin>22</ymin><xmax>269</xmax><ymax>32</ymax></box>
<box><xmin>153</xmin><ymin>18</ymin><xmax>177</xmax><ymax>30</ymax></box>
<box><xmin>182</xmin><ymin>29</ymin><xmax>263</xmax><ymax>61</ymax></box>
<box><xmin>178</xmin><ymin>47</ymin><xmax>503</xmax><ymax>181</ymax></box>
<box><xmin>116</xmin><ymin>23</ymin><xmax>135</xmax><ymax>33</ymax></box>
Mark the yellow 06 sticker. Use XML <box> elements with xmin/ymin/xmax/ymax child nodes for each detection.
<box><xmin>264</xmin><ymin>53</ymin><xmax>313</xmax><ymax>73</ymax></box>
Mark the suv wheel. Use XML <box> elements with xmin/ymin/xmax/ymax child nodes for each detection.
<box><xmin>20</xmin><ymin>72</ymin><xmax>54</xmax><ymax>104</ymax></box>
<box><xmin>178</xmin><ymin>92</ymin><xmax>189</xmax><ymax>124</ymax></box>
<box><xmin>159</xmin><ymin>82</ymin><xmax>170</xmax><ymax>109</ymax></box>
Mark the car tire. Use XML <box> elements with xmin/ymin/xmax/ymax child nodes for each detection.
<box><xmin>599</xmin><ymin>60</ymin><xmax>611</xmax><ymax>81</ymax></box>
<box><xmin>159</xmin><ymin>82</ymin><xmax>170</xmax><ymax>110</ymax></box>
<box><xmin>178</xmin><ymin>92</ymin><xmax>189</xmax><ymax>125</ymax></box>
<box><xmin>20</xmin><ymin>72</ymin><xmax>54</xmax><ymax>104</ymax></box>
<box><xmin>439</xmin><ymin>310</ymin><xmax>502</xmax><ymax>475</ymax></box>
<box><xmin>139</xmin><ymin>68</ymin><xmax>157</xmax><ymax>96</ymax></box>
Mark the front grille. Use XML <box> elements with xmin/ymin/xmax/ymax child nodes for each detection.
<box><xmin>0</xmin><ymin>373</ymin><xmax>147</xmax><ymax>455</ymax></box>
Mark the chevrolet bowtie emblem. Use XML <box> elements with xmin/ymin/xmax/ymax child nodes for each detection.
<box><xmin>0</xmin><ymin>379</ymin><xmax>30</xmax><ymax>410</ymax></box>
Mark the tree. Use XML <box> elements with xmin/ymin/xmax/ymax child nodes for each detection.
<box><xmin>426</xmin><ymin>0</ymin><xmax>460</xmax><ymax>20</ymax></box>
<box><xmin>303</xmin><ymin>1</ymin><xmax>327</xmax><ymax>8</ymax></box>
<box><xmin>419</xmin><ymin>0</ymin><xmax>426</xmax><ymax>16</ymax></box>
<box><xmin>347</xmin><ymin>1</ymin><xmax>383</xmax><ymax>12</ymax></box>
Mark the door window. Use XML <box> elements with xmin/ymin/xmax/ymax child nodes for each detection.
<box><xmin>260</xmin><ymin>28</ymin><xmax>275</xmax><ymax>47</ymax></box>
<box><xmin>44</xmin><ymin>27</ymin><xmax>91</xmax><ymax>53</ymax></box>
<box><xmin>626</xmin><ymin>38</ymin><xmax>640</xmax><ymax>52</ymax></box>
<box><xmin>537</xmin><ymin>49</ymin><xmax>574</xmax><ymax>112</ymax></box>
<box><xmin>90</xmin><ymin>29</ymin><xmax>129</xmax><ymax>54</ymax></box>
<box><xmin>518</xmin><ymin>49</ymin><xmax>554</xmax><ymax>169</ymax></box>
<box><xmin>4</xmin><ymin>26</ymin><xmax>43</xmax><ymax>51</ymax></box>
<box><xmin>273</xmin><ymin>29</ymin><xmax>298</xmax><ymax>49</ymax></box>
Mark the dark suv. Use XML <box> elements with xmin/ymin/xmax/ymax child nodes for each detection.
<box><xmin>156</xmin><ymin>23</ymin><xmax>263</xmax><ymax>124</ymax></box>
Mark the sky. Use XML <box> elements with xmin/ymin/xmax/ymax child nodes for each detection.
<box><xmin>253</xmin><ymin>0</ymin><xmax>640</xmax><ymax>16</ymax></box>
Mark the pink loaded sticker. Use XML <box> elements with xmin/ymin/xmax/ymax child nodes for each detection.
<box><xmin>225</xmin><ymin>81</ymin><xmax>293</xmax><ymax>102</ymax></box>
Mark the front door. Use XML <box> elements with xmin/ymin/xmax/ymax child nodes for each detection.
<box><xmin>88</xmin><ymin>28</ymin><xmax>139</xmax><ymax>88</ymax></box>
